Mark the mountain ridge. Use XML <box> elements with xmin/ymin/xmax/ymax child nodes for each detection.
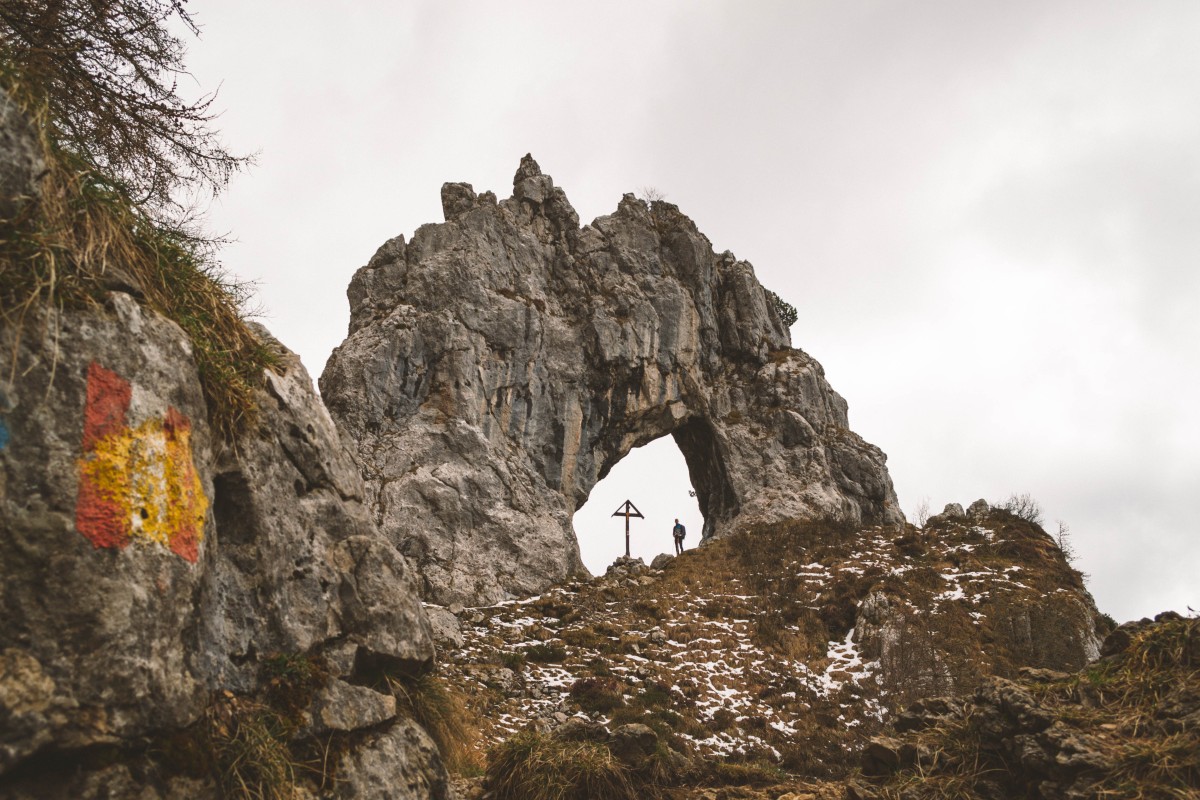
<box><xmin>4</xmin><ymin>101</ymin><xmax>1189</xmax><ymax>800</ymax></box>
<box><xmin>430</xmin><ymin>505</ymin><xmax>1104</xmax><ymax>797</ymax></box>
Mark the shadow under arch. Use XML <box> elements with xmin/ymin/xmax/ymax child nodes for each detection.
<box><xmin>671</xmin><ymin>416</ymin><xmax>739</xmax><ymax>541</ymax></box>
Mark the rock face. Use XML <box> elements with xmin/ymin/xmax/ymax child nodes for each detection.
<box><xmin>196</xmin><ymin>326</ymin><xmax>435</xmax><ymax>693</ymax></box>
<box><xmin>853</xmin><ymin>506</ymin><xmax>1102</xmax><ymax>706</ymax></box>
<box><xmin>0</xmin><ymin>294</ymin><xmax>441</xmax><ymax>796</ymax></box>
<box><xmin>321</xmin><ymin>155</ymin><xmax>903</xmax><ymax>605</ymax></box>
<box><xmin>0</xmin><ymin>293</ymin><xmax>214</xmax><ymax>772</ymax></box>
<box><xmin>0</xmin><ymin>97</ymin><xmax>442</xmax><ymax>793</ymax></box>
<box><xmin>0</xmin><ymin>91</ymin><xmax>43</xmax><ymax>221</ymax></box>
<box><xmin>1</xmin><ymin>98</ymin><xmax>441</xmax><ymax>796</ymax></box>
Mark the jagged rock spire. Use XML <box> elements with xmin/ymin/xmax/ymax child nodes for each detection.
<box><xmin>322</xmin><ymin>158</ymin><xmax>903</xmax><ymax>605</ymax></box>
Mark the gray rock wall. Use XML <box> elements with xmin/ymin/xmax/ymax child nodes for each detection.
<box><xmin>0</xmin><ymin>90</ymin><xmax>43</xmax><ymax>221</ymax></box>
<box><xmin>321</xmin><ymin>155</ymin><xmax>903</xmax><ymax>606</ymax></box>
<box><xmin>0</xmin><ymin>88</ymin><xmax>442</xmax><ymax>797</ymax></box>
<box><xmin>1</xmin><ymin>293</ymin><xmax>214</xmax><ymax>770</ymax></box>
<box><xmin>0</xmin><ymin>295</ymin><xmax>440</xmax><ymax>796</ymax></box>
<box><xmin>196</xmin><ymin>326</ymin><xmax>434</xmax><ymax>691</ymax></box>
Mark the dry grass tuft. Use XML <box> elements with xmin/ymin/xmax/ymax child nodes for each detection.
<box><xmin>703</xmin><ymin>758</ymin><xmax>787</xmax><ymax>787</ymax></box>
<box><xmin>523</xmin><ymin>641</ymin><xmax>568</xmax><ymax>663</ymax></box>
<box><xmin>0</xmin><ymin>94</ymin><xmax>277</xmax><ymax>439</ymax></box>
<box><xmin>205</xmin><ymin>695</ymin><xmax>303</xmax><ymax>800</ymax></box>
<box><xmin>390</xmin><ymin>671</ymin><xmax>483</xmax><ymax>774</ymax></box>
<box><xmin>569</xmin><ymin>676</ymin><xmax>626</xmax><ymax>713</ymax></box>
<box><xmin>485</xmin><ymin>730</ymin><xmax>639</xmax><ymax>800</ymax></box>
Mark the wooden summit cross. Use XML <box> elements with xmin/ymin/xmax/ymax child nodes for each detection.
<box><xmin>611</xmin><ymin>499</ymin><xmax>643</xmax><ymax>559</ymax></box>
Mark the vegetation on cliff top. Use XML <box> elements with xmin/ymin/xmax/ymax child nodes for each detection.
<box><xmin>0</xmin><ymin>0</ymin><xmax>273</xmax><ymax>438</ymax></box>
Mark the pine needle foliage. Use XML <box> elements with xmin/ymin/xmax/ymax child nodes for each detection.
<box><xmin>0</xmin><ymin>129</ymin><xmax>276</xmax><ymax>436</ymax></box>
<box><xmin>0</xmin><ymin>0</ymin><xmax>248</xmax><ymax>219</ymax></box>
<box><xmin>0</xmin><ymin>2</ymin><xmax>274</xmax><ymax>438</ymax></box>
<box><xmin>765</xmin><ymin>288</ymin><xmax>797</xmax><ymax>329</ymax></box>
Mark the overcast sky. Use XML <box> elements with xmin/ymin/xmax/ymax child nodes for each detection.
<box><xmin>180</xmin><ymin>1</ymin><xmax>1199</xmax><ymax>623</ymax></box>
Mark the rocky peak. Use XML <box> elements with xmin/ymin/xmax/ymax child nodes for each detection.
<box><xmin>513</xmin><ymin>152</ymin><xmax>543</xmax><ymax>184</ymax></box>
<box><xmin>321</xmin><ymin>156</ymin><xmax>903</xmax><ymax>606</ymax></box>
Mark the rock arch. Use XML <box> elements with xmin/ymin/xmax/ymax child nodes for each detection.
<box><xmin>320</xmin><ymin>156</ymin><xmax>903</xmax><ymax>605</ymax></box>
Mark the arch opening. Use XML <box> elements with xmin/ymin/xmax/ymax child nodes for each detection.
<box><xmin>573</xmin><ymin>435</ymin><xmax>702</xmax><ymax>574</ymax></box>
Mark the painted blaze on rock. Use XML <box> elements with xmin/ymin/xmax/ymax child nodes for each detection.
<box><xmin>75</xmin><ymin>362</ymin><xmax>207</xmax><ymax>561</ymax></box>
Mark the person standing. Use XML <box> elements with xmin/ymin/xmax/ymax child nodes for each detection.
<box><xmin>672</xmin><ymin>518</ymin><xmax>686</xmax><ymax>555</ymax></box>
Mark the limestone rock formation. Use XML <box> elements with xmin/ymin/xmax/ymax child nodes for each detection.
<box><xmin>0</xmin><ymin>293</ymin><xmax>214</xmax><ymax>772</ymax></box>
<box><xmin>864</xmin><ymin>613</ymin><xmax>1198</xmax><ymax>798</ymax></box>
<box><xmin>1</xmin><ymin>99</ymin><xmax>440</xmax><ymax>793</ymax></box>
<box><xmin>0</xmin><ymin>291</ymin><xmax>441</xmax><ymax>796</ymax></box>
<box><xmin>321</xmin><ymin>155</ymin><xmax>903</xmax><ymax>605</ymax></box>
<box><xmin>2</xmin><ymin>89</ymin><xmax>441</xmax><ymax>793</ymax></box>
<box><xmin>197</xmin><ymin>327</ymin><xmax>434</xmax><ymax>689</ymax></box>
<box><xmin>0</xmin><ymin>91</ymin><xmax>43</xmax><ymax>221</ymax></box>
<box><xmin>851</xmin><ymin>506</ymin><xmax>1102</xmax><ymax>705</ymax></box>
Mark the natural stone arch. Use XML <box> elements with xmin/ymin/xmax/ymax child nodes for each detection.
<box><xmin>321</xmin><ymin>156</ymin><xmax>903</xmax><ymax>606</ymax></box>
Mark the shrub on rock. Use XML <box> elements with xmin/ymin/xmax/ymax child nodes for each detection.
<box><xmin>485</xmin><ymin>730</ymin><xmax>637</xmax><ymax>800</ymax></box>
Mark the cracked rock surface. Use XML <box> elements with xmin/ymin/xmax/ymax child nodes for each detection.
<box><xmin>0</xmin><ymin>292</ymin><xmax>436</xmax><ymax>795</ymax></box>
<box><xmin>321</xmin><ymin>155</ymin><xmax>903</xmax><ymax>606</ymax></box>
